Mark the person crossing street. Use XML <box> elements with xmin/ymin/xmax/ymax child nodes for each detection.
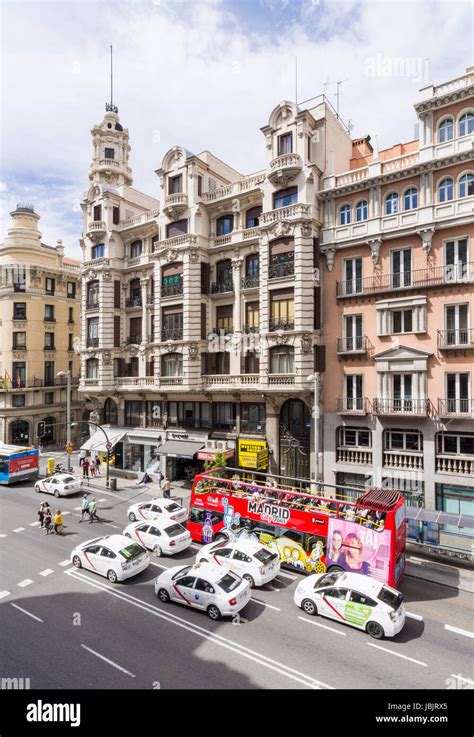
<box><xmin>79</xmin><ymin>494</ymin><xmax>90</xmax><ymax>523</ymax></box>
<box><xmin>89</xmin><ymin>497</ymin><xmax>99</xmax><ymax>523</ymax></box>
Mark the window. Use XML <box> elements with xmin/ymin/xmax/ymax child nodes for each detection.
<box><xmin>269</xmin><ymin>239</ymin><xmax>294</xmax><ymax>278</ymax></box>
<box><xmin>445</xmin><ymin>304</ymin><xmax>469</xmax><ymax>345</ymax></box>
<box><xmin>104</xmin><ymin>147</ymin><xmax>115</xmax><ymax>159</ymax></box>
<box><xmin>459</xmin><ymin>173</ymin><xmax>474</xmax><ymax>198</ymax></box>
<box><xmin>403</xmin><ymin>188</ymin><xmax>418</xmax><ymax>210</ymax></box>
<box><xmin>384</xmin><ymin>429</ymin><xmax>422</xmax><ymax>452</ymax></box>
<box><xmin>44</xmin><ymin>391</ymin><xmax>54</xmax><ymax>405</ymax></box>
<box><xmin>12</xmin><ymin>394</ymin><xmax>26</xmax><ymax>408</ymax></box>
<box><xmin>356</xmin><ymin>200</ymin><xmax>368</xmax><ymax>222</ymax></box>
<box><xmin>202</xmin><ymin>352</ymin><xmax>230</xmax><ymax>375</ymax></box>
<box><xmin>13</xmin><ymin>303</ymin><xmax>26</xmax><ymax>320</ymax></box>
<box><xmin>130</xmin><ymin>240</ymin><xmax>143</xmax><ymax>258</ymax></box>
<box><xmin>391</xmin><ymin>248</ymin><xmax>412</xmax><ymax>288</ymax></box>
<box><xmin>87</xmin><ymin>281</ymin><xmax>99</xmax><ymax>308</ymax></box>
<box><xmin>113</xmin><ymin>206</ymin><xmax>120</xmax><ymax>225</ymax></box>
<box><xmin>340</xmin><ymin>204</ymin><xmax>351</xmax><ymax>225</ymax></box>
<box><xmin>10</xmin><ymin>419</ymin><xmax>29</xmax><ymax>444</ymax></box>
<box><xmin>437</xmin><ymin>432</ymin><xmax>474</xmax><ymax>456</ymax></box>
<box><xmin>44</xmin><ymin>305</ymin><xmax>55</xmax><ymax>321</ymax></box>
<box><xmin>166</xmin><ymin>219</ymin><xmax>187</xmax><ymax>239</ymax></box>
<box><xmin>436</xmin><ymin>483</ymin><xmax>474</xmax><ymax>534</ymax></box>
<box><xmin>67</xmin><ymin>281</ymin><xmax>76</xmax><ymax>299</ymax></box>
<box><xmin>385</xmin><ymin>192</ymin><xmax>399</xmax><ymax>215</ymax></box>
<box><xmin>44</xmin><ymin>361</ymin><xmax>55</xmax><ymax>386</ymax></box>
<box><xmin>13</xmin><ymin>332</ymin><xmax>26</xmax><ymax>349</ymax></box>
<box><xmin>168</xmin><ymin>175</ymin><xmax>182</xmax><ymax>194</ymax></box>
<box><xmin>197</xmin><ymin>175</ymin><xmax>202</xmax><ymax>197</ymax></box>
<box><xmin>273</xmin><ymin>186</ymin><xmax>297</xmax><ymax>209</ymax></box>
<box><xmin>392</xmin><ymin>309</ymin><xmax>413</xmax><ymax>333</ymax></box>
<box><xmin>245</xmin><ymin>301</ymin><xmax>259</xmax><ymax>331</ymax></box>
<box><xmin>393</xmin><ymin>374</ymin><xmax>413</xmax><ymax>411</ymax></box>
<box><xmin>278</xmin><ymin>132</ymin><xmax>293</xmax><ymax>155</ymax></box>
<box><xmin>125</xmin><ymin>401</ymin><xmax>143</xmax><ymax>427</ymax></box>
<box><xmin>446</xmin><ymin>372</ymin><xmax>470</xmax><ymax>413</ymax></box>
<box><xmin>93</xmin><ymin>204</ymin><xmax>102</xmax><ymax>221</ymax></box>
<box><xmin>244</xmin><ymin>351</ymin><xmax>260</xmax><ymax>374</ymax></box>
<box><xmin>270</xmin><ymin>345</ymin><xmax>294</xmax><ymax>374</ymax></box>
<box><xmin>345</xmin><ymin>375</ymin><xmax>363</xmax><ymax>410</ymax></box>
<box><xmin>338</xmin><ymin>427</ymin><xmax>371</xmax><ymax>447</ymax></box>
<box><xmin>438</xmin><ymin>177</ymin><xmax>454</xmax><ymax>202</ymax></box>
<box><xmin>215</xmin><ymin>259</ymin><xmax>232</xmax><ymax>287</ymax></box>
<box><xmin>161</xmin><ymin>307</ymin><xmax>183</xmax><ymax>340</ymax></box>
<box><xmin>438</xmin><ymin>118</ymin><xmax>454</xmax><ymax>143</ymax></box>
<box><xmin>91</xmin><ymin>244</ymin><xmax>105</xmax><ymax>259</ymax></box>
<box><xmin>13</xmin><ymin>266</ymin><xmax>26</xmax><ymax>292</ymax></box>
<box><xmin>245</xmin><ymin>254</ymin><xmax>259</xmax><ymax>278</ymax></box>
<box><xmin>87</xmin><ymin>318</ymin><xmax>99</xmax><ymax>341</ymax></box>
<box><xmin>444</xmin><ymin>238</ymin><xmax>468</xmax><ymax>282</ymax></box>
<box><xmin>459</xmin><ymin>112</ymin><xmax>474</xmax><ymax>137</ymax></box>
<box><xmin>161</xmin><ymin>263</ymin><xmax>183</xmax><ymax>296</ymax></box>
<box><xmin>349</xmin><ymin>591</ymin><xmax>377</xmax><ymax>607</ymax></box>
<box><xmin>45</xmin><ymin>278</ymin><xmax>55</xmax><ymax>295</ymax></box>
<box><xmin>68</xmin><ymin>307</ymin><xmax>74</xmax><ymax>323</ymax></box>
<box><xmin>44</xmin><ymin>332</ymin><xmax>55</xmax><ymax>349</ymax></box>
<box><xmin>241</xmin><ymin>404</ymin><xmax>266</xmax><ymax>433</ymax></box>
<box><xmin>68</xmin><ymin>333</ymin><xmax>74</xmax><ymax>351</ymax></box>
<box><xmin>270</xmin><ymin>289</ymin><xmax>294</xmax><ymax>330</ymax></box>
<box><xmin>245</xmin><ymin>206</ymin><xmax>262</xmax><ymax>228</ymax></box>
<box><xmin>216</xmin><ymin>214</ymin><xmax>234</xmax><ymax>236</ymax></box>
<box><xmin>12</xmin><ymin>362</ymin><xmax>26</xmax><ymax>388</ymax></box>
<box><xmin>213</xmin><ymin>403</ymin><xmax>236</xmax><ymax>430</ymax></box>
<box><xmin>343</xmin><ymin>314</ymin><xmax>363</xmax><ymax>351</ymax></box>
<box><xmin>161</xmin><ymin>353</ymin><xmax>183</xmax><ymax>377</ymax></box>
<box><xmin>86</xmin><ymin>359</ymin><xmax>98</xmax><ymax>379</ymax></box>
<box><xmin>343</xmin><ymin>257</ymin><xmax>362</xmax><ymax>295</ymax></box>
<box><xmin>216</xmin><ymin>305</ymin><xmax>233</xmax><ymax>334</ymax></box>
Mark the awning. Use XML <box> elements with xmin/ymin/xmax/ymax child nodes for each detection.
<box><xmin>406</xmin><ymin>506</ymin><xmax>474</xmax><ymax>530</ymax></box>
<box><xmin>155</xmin><ymin>440</ymin><xmax>205</xmax><ymax>459</ymax></box>
<box><xmin>125</xmin><ymin>431</ymin><xmax>164</xmax><ymax>445</ymax></box>
<box><xmin>81</xmin><ymin>427</ymin><xmax>127</xmax><ymax>452</ymax></box>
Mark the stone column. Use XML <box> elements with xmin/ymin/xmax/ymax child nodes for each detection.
<box><xmin>141</xmin><ymin>278</ymin><xmax>149</xmax><ymax>343</ymax></box>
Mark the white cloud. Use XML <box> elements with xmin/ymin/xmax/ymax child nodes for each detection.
<box><xmin>0</xmin><ymin>0</ymin><xmax>471</xmax><ymax>256</ymax></box>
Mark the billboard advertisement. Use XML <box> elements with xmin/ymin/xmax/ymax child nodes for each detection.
<box><xmin>327</xmin><ymin>518</ymin><xmax>391</xmax><ymax>583</ymax></box>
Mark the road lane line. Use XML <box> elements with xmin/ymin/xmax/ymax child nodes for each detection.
<box><xmin>445</xmin><ymin>624</ymin><xmax>474</xmax><ymax>639</ymax></box>
<box><xmin>0</xmin><ymin>590</ymin><xmax>11</xmax><ymax>599</ymax></box>
<box><xmin>74</xmin><ymin>506</ymin><xmax>82</xmax><ymax>511</ymax></box>
<box><xmin>29</xmin><ymin>521</ymin><xmax>41</xmax><ymax>527</ymax></box>
<box><xmin>39</xmin><ymin>569</ymin><xmax>54</xmax><ymax>577</ymax></box>
<box><xmin>59</xmin><ymin>560</ymin><xmax>70</xmax><ymax>567</ymax></box>
<box><xmin>11</xmin><ymin>603</ymin><xmax>43</xmax><ymax>623</ymax></box>
<box><xmin>13</xmin><ymin>527</ymin><xmax>25</xmax><ymax>533</ymax></box>
<box><xmin>99</xmin><ymin>499</ymin><xmax>106</xmax><ymax>502</ymax></box>
<box><xmin>149</xmin><ymin>561</ymin><xmax>169</xmax><ymax>569</ymax></box>
<box><xmin>406</xmin><ymin>612</ymin><xmax>423</xmax><ymax>621</ymax></box>
<box><xmin>250</xmin><ymin>597</ymin><xmax>281</xmax><ymax>612</ymax></box>
<box><xmin>406</xmin><ymin>558</ymin><xmax>422</xmax><ymax>565</ymax></box>
<box><xmin>298</xmin><ymin>616</ymin><xmax>347</xmax><ymax>636</ymax></box>
<box><xmin>80</xmin><ymin>644</ymin><xmax>136</xmax><ymax>678</ymax></box>
<box><xmin>67</xmin><ymin>569</ymin><xmax>333</xmax><ymax>689</ymax></box>
<box><xmin>277</xmin><ymin>572</ymin><xmax>297</xmax><ymax>581</ymax></box>
<box><xmin>17</xmin><ymin>579</ymin><xmax>34</xmax><ymax>588</ymax></box>
<box><xmin>0</xmin><ymin>533</ymin><xmax>8</xmax><ymax>538</ymax></box>
<box><xmin>62</xmin><ymin>511</ymin><xmax>71</xmax><ymax>516</ymax></box>
<box><xmin>367</xmin><ymin>643</ymin><xmax>428</xmax><ymax>666</ymax></box>
<box><xmin>450</xmin><ymin>674</ymin><xmax>474</xmax><ymax>685</ymax></box>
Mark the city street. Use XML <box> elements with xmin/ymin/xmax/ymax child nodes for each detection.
<box><xmin>0</xmin><ymin>472</ymin><xmax>473</xmax><ymax>691</ymax></box>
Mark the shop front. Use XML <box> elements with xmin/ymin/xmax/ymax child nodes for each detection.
<box><xmin>155</xmin><ymin>431</ymin><xmax>209</xmax><ymax>481</ymax></box>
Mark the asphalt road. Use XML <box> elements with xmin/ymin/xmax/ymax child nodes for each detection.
<box><xmin>0</xmin><ymin>476</ymin><xmax>473</xmax><ymax>691</ymax></box>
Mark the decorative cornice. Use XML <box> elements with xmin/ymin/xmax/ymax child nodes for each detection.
<box><xmin>414</xmin><ymin>83</ymin><xmax>474</xmax><ymax>114</ymax></box>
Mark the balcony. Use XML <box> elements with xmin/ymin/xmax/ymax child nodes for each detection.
<box><xmin>203</xmin><ymin>173</ymin><xmax>265</xmax><ymax>203</ymax></box>
<box><xmin>125</xmin><ymin>335</ymin><xmax>142</xmax><ymax>345</ymax></box>
<box><xmin>86</xmin><ymin>300</ymin><xmax>100</xmax><ymax>311</ymax></box>
<box><xmin>241</xmin><ymin>274</ymin><xmax>259</xmax><ymax>289</ymax></box>
<box><xmin>161</xmin><ymin>283</ymin><xmax>183</xmax><ymax>298</ymax></box>
<box><xmin>336</xmin><ymin>447</ymin><xmax>373</xmax><ymax>465</ymax></box>
<box><xmin>268</xmin><ymin>153</ymin><xmax>303</xmax><ymax>186</ymax></box>
<box><xmin>336</xmin><ymin>336</ymin><xmax>369</xmax><ymax>355</ymax></box>
<box><xmin>336</xmin><ymin>262</ymin><xmax>474</xmax><ymax>298</ymax></box>
<box><xmin>436</xmin><ymin>454</ymin><xmax>474</xmax><ymax>476</ymax></box>
<box><xmin>268</xmin><ymin>374</ymin><xmax>295</xmax><ymax>386</ymax></box>
<box><xmin>43</xmin><ymin>317</ymin><xmax>56</xmax><ymax>323</ymax></box>
<box><xmin>125</xmin><ymin>296</ymin><xmax>142</xmax><ymax>309</ymax></box>
<box><xmin>336</xmin><ymin>397</ymin><xmax>369</xmax><ymax>415</ymax></box>
<box><xmin>243</xmin><ymin>325</ymin><xmax>259</xmax><ymax>334</ymax></box>
<box><xmin>383</xmin><ymin>450</ymin><xmax>424</xmax><ymax>471</ymax></box>
<box><xmin>163</xmin><ymin>193</ymin><xmax>188</xmax><ymax>219</ymax></box>
<box><xmin>13</xmin><ymin>284</ymin><xmax>26</xmax><ymax>293</ymax></box>
<box><xmin>269</xmin><ymin>261</ymin><xmax>294</xmax><ymax>279</ymax></box>
<box><xmin>373</xmin><ymin>398</ymin><xmax>429</xmax><ymax>416</ymax></box>
<box><xmin>213</xmin><ymin>327</ymin><xmax>234</xmax><ymax>337</ymax></box>
<box><xmin>260</xmin><ymin>203</ymin><xmax>311</xmax><ymax>226</ymax></box>
<box><xmin>12</xmin><ymin>314</ymin><xmax>26</xmax><ymax>321</ymax></box>
<box><xmin>114</xmin><ymin>377</ymin><xmax>156</xmax><ymax>389</ymax></box>
<box><xmin>211</xmin><ymin>281</ymin><xmax>233</xmax><ymax>295</ymax></box>
<box><xmin>160</xmin><ymin>377</ymin><xmax>184</xmax><ymax>386</ymax></box>
<box><xmin>12</xmin><ymin>344</ymin><xmax>27</xmax><ymax>351</ymax></box>
<box><xmin>438</xmin><ymin>398</ymin><xmax>474</xmax><ymax>418</ymax></box>
<box><xmin>86</xmin><ymin>221</ymin><xmax>107</xmax><ymax>237</ymax></box>
<box><xmin>203</xmin><ymin>374</ymin><xmax>259</xmax><ymax>388</ymax></box>
<box><xmin>86</xmin><ymin>337</ymin><xmax>99</xmax><ymax>348</ymax></box>
<box><xmin>44</xmin><ymin>345</ymin><xmax>56</xmax><ymax>352</ymax></box>
<box><xmin>161</xmin><ymin>328</ymin><xmax>183</xmax><ymax>341</ymax></box>
<box><xmin>268</xmin><ymin>319</ymin><xmax>294</xmax><ymax>332</ymax></box>
<box><xmin>437</xmin><ymin>329</ymin><xmax>474</xmax><ymax>351</ymax></box>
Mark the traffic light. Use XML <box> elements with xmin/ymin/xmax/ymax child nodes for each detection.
<box><xmin>37</xmin><ymin>421</ymin><xmax>46</xmax><ymax>438</ymax></box>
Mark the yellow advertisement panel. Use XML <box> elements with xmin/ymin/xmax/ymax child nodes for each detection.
<box><xmin>238</xmin><ymin>439</ymin><xmax>268</xmax><ymax>470</ymax></box>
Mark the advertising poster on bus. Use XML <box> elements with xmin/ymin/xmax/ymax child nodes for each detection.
<box><xmin>327</xmin><ymin>518</ymin><xmax>391</xmax><ymax>583</ymax></box>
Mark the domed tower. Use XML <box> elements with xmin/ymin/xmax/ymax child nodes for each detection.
<box><xmin>89</xmin><ymin>103</ymin><xmax>133</xmax><ymax>188</ymax></box>
<box><xmin>4</xmin><ymin>204</ymin><xmax>42</xmax><ymax>249</ymax></box>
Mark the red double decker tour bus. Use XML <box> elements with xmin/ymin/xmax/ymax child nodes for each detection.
<box><xmin>188</xmin><ymin>469</ymin><xmax>406</xmax><ymax>587</ymax></box>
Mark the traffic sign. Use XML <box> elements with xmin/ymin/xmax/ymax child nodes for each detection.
<box><xmin>106</xmin><ymin>442</ymin><xmax>113</xmax><ymax>451</ymax></box>
<box><xmin>66</xmin><ymin>442</ymin><xmax>73</xmax><ymax>454</ymax></box>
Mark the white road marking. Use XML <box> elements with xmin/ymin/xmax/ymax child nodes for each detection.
<box><xmin>277</xmin><ymin>571</ymin><xmax>297</xmax><ymax>581</ymax></box>
<box><xmin>0</xmin><ymin>533</ymin><xmax>8</xmax><ymax>538</ymax></box>
<box><xmin>445</xmin><ymin>624</ymin><xmax>474</xmax><ymax>639</ymax></box>
<box><xmin>62</xmin><ymin>511</ymin><xmax>71</xmax><ymax>516</ymax></box>
<box><xmin>406</xmin><ymin>558</ymin><xmax>422</xmax><ymax>565</ymax></box>
<box><xmin>39</xmin><ymin>569</ymin><xmax>54</xmax><ymax>577</ymax></box>
<box><xmin>108</xmin><ymin>524</ymin><xmax>121</xmax><ymax>530</ymax></box>
<box><xmin>99</xmin><ymin>499</ymin><xmax>106</xmax><ymax>502</ymax></box>
<box><xmin>409</xmin><ymin>556</ymin><xmax>457</xmax><ymax>570</ymax></box>
<box><xmin>11</xmin><ymin>603</ymin><xmax>43</xmax><ymax>623</ymax></box>
<box><xmin>250</xmin><ymin>597</ymin><xmax>281</xmax><ymax>612</ymax></box>
<box><xmin>298</xmin><ymin>615</ymin><xmax>347</xmax><ymax>636</ymax></box>
<box><xmin>13</xmin><ymin>527</ymin><xmax>25</xmax><ymax>533</ymax></box>
<box><xmin>17</xmin><ymin>579</ymin><xmax>34</xmax><ymax>588</ymax></box>
<box><xmin>406</xmin><ymin>611</ymin><xmax>423</xmax><ymax>621</ymax></box>
<box><xmin>74</xmin><ymin>506</ymin><xmax>82</xmax><ymax>511</ymax></box>
<box><xmin>67</xmin><ymin>569</ymin><xmax>333</xmax><ymax>689</ymax></box>
<box><xmin>80</xmin><ymin>644</ymin><xmax>136</xmax><ymax>678</ymax></box>
<box><xmin>29</xmin><ymin>521</ymin><xmax>41</xmax><ymax>527</ymax></box>
<box><xmin>59</xmin><ymin>560</ymin><xmax>70</xmax><ymax>567</ymax></box>
<box><xmin>367</xmin><ymin>642</ymin><xmax>428</xmax><ymax>666</ymax></box>
<box><xmin>450</xmin><ymin>674</ymin><xmax>474</xmax><ymax>685</ymax></box>
<box><xmin>149</xmin><ymin>561</ymin><xmax>168</xmax><ymax>569</ymax></box>
<box><xmin>0</xmin><ymin>590</ymin><xmax>11</xmax><ymax>599</ymax></box>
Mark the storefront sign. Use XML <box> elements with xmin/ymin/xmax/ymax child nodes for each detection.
<box><xmin>238</xmin><ymin>439</ymin><xmax>268</xmax><ymax>470</ymax></box>
<box><xmin>197</xmin><ymin>449</ymin><xmax>234</xmax><ymax>461</ymax></box>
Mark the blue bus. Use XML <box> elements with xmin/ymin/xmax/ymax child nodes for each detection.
<box><xmin>0</xmin><ymin>444</ymin><xmax>40</xmax><ymax>484</ymax></box>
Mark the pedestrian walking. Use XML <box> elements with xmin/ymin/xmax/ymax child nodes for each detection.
<box><xmin>82</xmin><ymin>457</ymin><xmax>90</xmax><ymax>480</ymax></box>
<box><xmin>37</xmin><ymin>502</ymin><xmax>46</xmax><ymax>528</ymax></box>
<box><xmin>53</xmin><ymin>510</ymin><xmax>64</xmax><ymax>536</ymax></box>
<box><xmin>156</xmin><ymin>470</ymin><xmax>163</xmax><ymax>486</ymax></box>
<box><xmin>79</xmin><ymin>494</ymin><xmax>90</xmax><ymax>523</ymax></box>
<box><xmin>89</xmin><ymin>497</ymin><xmax>99</xmax><ymax>523</ymax></box>
<box><xmin>89</xmin><ymin>458</ymin><xmax>97</xmax><ymax>477</ymax></box>
<box><xmin>43</xmin><ymin>506</ymin><xmax>52</xmax><ymax>535</ymax></box>
<box><xmin>161</xmin><ymin>476</ymin><xmax>171</xmax><ymax>499</ymax></box>
<box><xmin>78</xmin><ymin>449</ymin><xmax>87</xmax><ymax>467</ymax></box>
<box><xmin>38</xmin><ymin>444</ymin><xmax>44</xmax><ymax>456</ymax></box>
<box><xmin>94</xmin><ymin>454</ymin><xmax>101</xmax><ymax>476</ymax></box>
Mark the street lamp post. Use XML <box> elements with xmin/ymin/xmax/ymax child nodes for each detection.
<box><xmin>57</xmin><ymin>370</ymin><xmax>72</xmax><ymax>472</ymax></box>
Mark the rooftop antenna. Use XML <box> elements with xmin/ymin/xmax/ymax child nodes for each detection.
<box><xmin>106</xmin><ymin>44</ymin><xmax>118</xmax><ymax>113</ymax></box>
<box><xmin>295</xmin><ymin>55</ymin><xmax>298</xmax><ymax>105</ymax></box>
<box><xmin>323</xmin><ymin>78</ymin><xmax>347</xmax><ymax>119</ymax></box>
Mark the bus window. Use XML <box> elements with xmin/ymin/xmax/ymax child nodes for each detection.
<box><xmin>189</xmin><ymin>507</ymin><xmax>223</xmax><ymax>526</ymax></box>
<box><xmin>1</xmin><ymin>458</ymin><xmax>8</xmax><ymax>474</ymax></box>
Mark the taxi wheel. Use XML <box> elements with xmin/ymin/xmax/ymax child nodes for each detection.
<box><xmin>366</xmin><ymin>621</ymin><xmax>385</xmax><ymax>640</ymax></box>
<box><xmin>54</xmin><ymin>490</ymin><xmax>60</xmax><ymax>498</ymax></box>
<box><xmin>72</xmin><ymin>555</ymin><xmax>82</xmax><ymax>569</ymax></box>
<box><xmin>153</xmin><ymin>545</ymin><xmax>162</xmax><ymax>557</ymax></box>
<box><xmin>35</xmin><ymin>485</ymin><xmax>41</xmax><ymax>493</ymax></box>
<box><xmin>157</xmin><ymin>588</ymin><xmax>170</xmax><ymax>603</ymax></box>
<box><xmin>207</xmin><ymin>605</ymin><xmax>222</xmax><ymax>621</ymax></box>
<box><xmin>107</xmin><ymin>569</ymin><xmax>118</xmax><ymax>584</ymax></box>
<box><xmin>128</xmin><ymin>512</ymin><xmax>136</xmax><ymax>522</ymax></box>
<box><xmin>124</xmin><ymin>533</ymin><xmax>131</xmax><ymax>538</ymax></box>
<box><xmin>243</xmin><ymin>574</ymin><xmax>255</xmax><ymax>588</ymax></box>
<box><xmin>301</xmin><ymin>599</ymin><xmax>317</xmax><ymax>616</ymax></box>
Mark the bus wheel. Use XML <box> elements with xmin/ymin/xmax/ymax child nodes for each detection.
<box><xmin>301</xmin><ymin>599</ymin><xmax>317</xmax><ymax>616</ymax></box>
<box><xmin>366</xmin><ymin>621</ymin><xmax>384</xmax><ymax>639</ymax></box>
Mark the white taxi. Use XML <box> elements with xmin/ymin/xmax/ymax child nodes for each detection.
<box><xmin>70</xmin><ymin>534</ymin><xmax>150</xmax><ymax>583</ymax></box>
<box><xmin>123</xmin><ymin>516</ymin><xmax>192</xmax><ymax>557</ymax></box>
<box><xmin>294</xmin><ymin>570</ymin><xmax>406</xmax><ymax>639</ymax></box>
<box><xmin>35</xmin><ymin>474</ymin><xmax>82</xmax><ymax>498</ymax></box>
<box><xmin>154</xmin><ymin>562</ymin><xmax>251</xmax><ymax>620</ymax></box>
<box><xmin>195</xmin><ymin>538</ymin><xmax>280</xmax><ymax>587</ymax></box>
<box><xmin>127</xmin><ymin>498</ymin><xmax>188</xmax><ymax>524</ymax></box>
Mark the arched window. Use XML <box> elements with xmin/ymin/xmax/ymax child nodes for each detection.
<box><xmin>10</xmin><ymin>419</ymin><xmax>29</xmax><ymax>445</ymax></box>
<box><xmin>103</xmin><ymin>398</ymin><xmax>118</xmax><ymax>426</ymax></box>
<box><xmin>355</xmin><ymin>200</ymin><xmax>368</xmax><ymax>222</ymax></box>
<box><xmin>130</xmin><ymin>240</ymin><xmax>143</xmax><ymax>258</ymax></box>
<box><xmin>385</xmin><ymin>192</ymin><xmax>399</xmax><ymax>215</ymax></box>
<box><xmin>340</xmin><ymin>204</ymin><xmax>351</xmax><ymax>225</ymax></box>
<box><xmin>216</xmin><ymin>214</ymin><xmax>234</xmax><ymax>236</ymax></box>
<box><xmin>438</xmin><ymin>118</ymin><xmax>454</xmax><ymax>143</ymax></box>
<box><xmin>438</xmin><ymin>177</ymin><xmax>454</xmax><ymax>202</ymax></box>
<box><xmin>269</xmin><ymin>345</ymin><xmax>295</xmax><ymax>374</ymax></box>
<box><xmin>42</xmin><ymin>417</ymin><xmax>56</xmax><ymax>445</ymax></box>
<box><xmin>86</xmin><ymin>358</ymin><xmax>99</xmax><ymax>379</ymax></box>
<box><xmin>403</xmin><ymin>188</ymin><xmax>418</xmax><ymax>211</ymax></box>
<box><xmin>459</xmin><ymin>112</ymin><xmax>474</xmax><ymax>137</ymax></box>
<box><xmin>245</xmin><ymin>206</ymin><xmax>262</xmax><ymax>229</ymax></box>
<box><xmin>161</xmin><ymin>352</ymin><xmax>183</xmax><ymax>377</ymax></box>
<box><xmin>459</xmin><ymin>173</ymin><xmax>474</xmax><ymax>198</ymax></box>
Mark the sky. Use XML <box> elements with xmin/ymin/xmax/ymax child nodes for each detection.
<box><xmin>0</xmin><ymin>0</ymin><xmax>472</xmax><ymax>258</ymax></box>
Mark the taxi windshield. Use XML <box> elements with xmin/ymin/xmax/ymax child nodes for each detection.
<box><xmin>164</xmin><ymin>503</ymin><xmax>181</xmax><ymax>512</ymax></box>
<box><xmin>119</xmin><ymin>543</ymin><xmax>144</xmax><ymax>560</ymax></box>
<box><xmin>172</xmin><ymin>566</ymin><xmax>192</xmax><ymax>581</ymax></box>
<box><xmin>217</xmin><ymin>573</ymin><xmax>240</xmax><ymax>593</ymax></box>
<box><xmin>314</xmin><ymin>572</ymin><xmax>344</xmax><ymax>589</ymax></box>
<box><xmin>165</xmin><ymin>523</ymin><xmax>185</xmax><ymax>537</ymax></box>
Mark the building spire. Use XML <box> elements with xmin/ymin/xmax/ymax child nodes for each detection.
<box><xmin>106</xmin><ymin>45</ymin><xmax>118</xmax><ymax>113</ymax></box>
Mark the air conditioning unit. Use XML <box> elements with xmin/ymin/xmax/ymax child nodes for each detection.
<box><xmin>216</xmin><ymin>441</ymin><xmax>226</xmax><ymax>451</ymax></box>
<box><xmin>208</xmin><ymin>440</ymin><xmax>216</xmax><ymax>450</ymax></box>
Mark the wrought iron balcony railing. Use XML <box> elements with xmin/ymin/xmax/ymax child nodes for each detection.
<box><xmin>268</xmin><ymin>262</ymin><xmax>294</xmax><ymax>279</ymax></box>
<box><xmin>241</xmin><ymin>274</ymin><xmax>259</xmax><ymax>289</ymax></box>
<box><xmin>125</xmin><ymin>296</ymin><xmax>142</xmax><ymax>308</ymax></box>
<box><xmin>211</xmin><ymin>281</ymin><xmax>234</xmax><ymax>294</ymax></box>
<box><xmin>437</xmin><ymin>328</ymin><xmax>474</xmax><ymax>350</ymax></box>
<box><xmin>268</xmin><ymin>319</ymin><xmax>295</xmax><ymax>332</ymax></box>
<box><xmin>438</xmin><ymin>398</ymin><xmax>474</xmax><ymax>417</ymax></box>
<box><xmin>337</xmin><ymin>262</ymin><xmax>474</xmax><ymax>298</ymax></box>
<box><xmin>373</xmin><ymin>398</ymin><xmax>429</xmax><ymax>415</ymax></box>
<box><xmin>161</xmin><ymin>283</ymin><xmax>183</xmax><ymax>297</ymax></box>
<box><xmin>336</xmin><ymin>335</ymin><xmax>368</xmax><ymax>354</ymax></box>
<box><xmin>161</xmin><ymin>328</ymin><xmax>183</xmax><ymax>341</ymax></box>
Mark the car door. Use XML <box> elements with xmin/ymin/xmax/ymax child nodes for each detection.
<box><xmin>137</xmin><ymin>503</ymin><xmax>152</xmax><ymax>520</ymax></box>
<box><xmin>133</xmin><ymin>523</ymin><xmax>151</xmax><ymax>548</ymax></box>
<box><xmin>98</xmin><ymin>547</ymin><xmax>118</xmax><ymax>577</ymax></box>
<box><xmin>146</xmin><ymin>525</ymin><xmax>163</xmax><ymax>551</ymax></box>
<box><xmin>318</xmin><ymin>587</ymin><xmax>350</xmax><ymax>623</ymax></box>
<box><xmin>171</xmin><ymin>574</ymin><xmax>197</xmax><ymax>607</ymax></box>
<box><xmin>82</xmin><ymin>544</ymin><xmax>103</xmax><ymax>574</ymax></box>
<box><xmin>41</xmin><ymin>478</ymin><xmax>52</xmax><ymax>494</ymax></box>
<box><xmin>210</xmin><ymin>547</ymin><xmax>233</xmax><ymax>570</ymax></box>
<box><xmin>345</xmin><ymin>590</ymin><xmax>378</xmax><ymax>630</ymax></box>
<box><xmin>150</xmin><ymin>504</ymin><xmax>163</xmax><ymax>517</ymax></box>
<box><xmin>193</xmin><ymin>578</ymin><xmax>216</xmax><ymax>612</ymax></box>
